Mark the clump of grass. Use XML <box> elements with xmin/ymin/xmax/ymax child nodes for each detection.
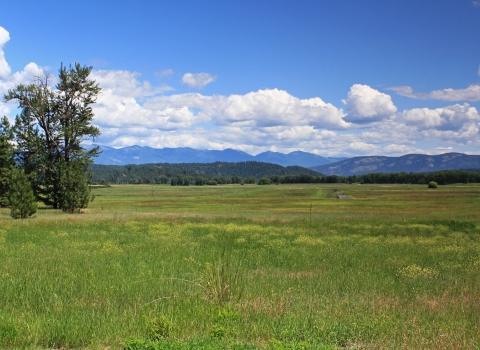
<box><xmin>398</xmin><ymin>264</ymin><xmax>439</xmax><ymax>279</ymax></box>
<box><xmin>199</xmin><ymin>231</ymin><xmax>245</xmax><ymax>305</ymax></box>
<box><xmin>209</xmin><ymin>324</ymin><xmax>227</xmax><ymax>339</ymax></box>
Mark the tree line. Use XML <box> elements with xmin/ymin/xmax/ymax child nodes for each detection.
<box><xmin>90</xmin><ymin>163</ymin><xmax>480</xmax><ymax>186</ymax></box>
<box><xmin>258</xmin><ymin>170</ymin><xmax>480</xmax><ymax>185</ymax></box>
<box><xmin>0</xmin><ymin>64</ymin><xmax>100</xmax><ymax>218</ymax></box>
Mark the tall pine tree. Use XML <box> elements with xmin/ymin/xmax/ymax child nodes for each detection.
<box><xmin>5</xmin><ymin>63</ymin><xmax>100</xmax><ymax>212</ymax></box>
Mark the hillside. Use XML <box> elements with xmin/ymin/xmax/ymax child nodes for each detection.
<box><xmin>90</xmin><ymin>161</ymin><xmax>321</xmax><ymax>184</ymax></box>
<box><xmin>311</xmin><ymin>153</ymin><xmax>480</xmax><ymax>176</ymax></box>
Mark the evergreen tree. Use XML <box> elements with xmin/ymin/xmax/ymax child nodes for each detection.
<box><xmin>5</xmin><ymin>63</ymin><xmax>100</xmax><ymax>212</ymax></box>
<box><xmin>9</xmin><ymin>168</ymin><xmax>37</xmax><ymax>219</ymax></box>
<box><xmin>0</xmin><ymin>117</ymin><xmax>15</xmax><ymax>207</ymax></box>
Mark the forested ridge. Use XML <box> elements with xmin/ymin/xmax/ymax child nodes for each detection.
<box><xmin>89</xmin><ymin>161</ymin><xmax>321</xmax><ymax>185</ymax></box>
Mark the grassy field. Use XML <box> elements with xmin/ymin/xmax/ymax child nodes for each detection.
<box><xmin>0</xmin><ymin>183</ymin><xmax>479</xmax><ymax>349</ymax></box>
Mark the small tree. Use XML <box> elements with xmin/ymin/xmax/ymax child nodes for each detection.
<box><xmin>9</xmin><ymin>168</ymin><xmax>37</xmax><ymax>219</ymax></box>
<box><xmin>0</xmin><ymin>117</ymin><xmax>15</xmax><ymax>207</ymax></box>
<box><xmin>428</xmin><ymin>181</ymin><xmax>438</xmax><ymax>189</ymax></box>
<box><xmin>244</xmin><ymin>176</ymin><xmax>256</xmax><ymax>184</ymax></box>
<box><xmin>57</xmin><ymin>158</ymin><xmax>93</xmax><ymax>213</ymax></box>
<box><xmin>258</xmin><ymin>176</ymin><xmax>271</xmax><ymax>185</ymax></box>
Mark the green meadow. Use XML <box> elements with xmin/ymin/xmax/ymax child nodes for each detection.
<box><xmin>1</xmin><ymin>183</ymin><xmax>479</xmax><ymax>349</ymax></box>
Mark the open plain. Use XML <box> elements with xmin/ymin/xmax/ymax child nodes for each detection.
<box><xmin>1</xmin><ymin>183</ymin><xmax>479</xmax><ymax>349</ymax></box>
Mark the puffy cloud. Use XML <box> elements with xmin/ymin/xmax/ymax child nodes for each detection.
<box><xmin>389</xmin><ymin>84</ymin><xmax>480</xmax><ymax>102</ymax></box>
<box><xmin>401</xmin><ymin>108</ymin><xmax>444</xmax><ymax>129</ymax></box>
<box><xmin>0</xmin><ymin>27</ymin><xmax>11</xmax><ymax>79</ymax></box>
<box><xmin>0</xmin><ymin>28</ymin><xmax>46</xmax><ymax>99</ymax></box>
<box><xmin>91</xmin><ymin>70</ymin><xmax>207</xmax><ymax>131</ymax></box>
<box><xmin>145</xmin><ymin>88</ymin><xmax>349</xmax><ymax>130</ymax></box>
<box><xmin>181</xmin><ymin>72</ymin><xmax>217</xmax><ymax>88</ymax></box>
<box><xmin>0</xmin><ymin>62</ymin><xmax>45</xmax><ymax>119</ymax></box>
<box><xmin>399</xmin><ymin>104</ymin><xmax>480</xmax><ymax>131</ymax></box>
<box><xmin>343</xmin><ymin>84</ymin><xmax>397</xmax><ymax>123</ymax></box>
<box><xmin>91</xmin><ymin>70</ymin><xmax>173</xmax><ymax>98</ymax></box>
<box><xmin>213</xmin><ymin>89</ymin><xmax>348</xmax><ymax>129</ymax></box>
<box><xmin>473</xmin><ymin>1</ymin><xmax>480</xmax><ymax>7</ymax></box>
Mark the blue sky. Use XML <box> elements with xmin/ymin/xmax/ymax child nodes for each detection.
<box><xmin>1</xmin><ymin>0</ymin><xmax>480</xmax><ymax>156</ymax></box>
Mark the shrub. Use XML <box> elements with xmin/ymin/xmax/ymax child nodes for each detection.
<box><xmin>258</xmin><ymin>176</ymin><xmax>271</xmax><ymax>185</ymax></box>
<box><xmin>428</xmin><ymin>181</ymin><xmax>438</xmax><ymax>189</ymax></box>
<box><xmin>210</xmin><ymin>324</ymin><xmax>226</xmax><ymax>339</ymax></box>
<box><xmin>146</xmin><ymin>316</ymin><xmax>172</xmax><ymax>341</ymax></box>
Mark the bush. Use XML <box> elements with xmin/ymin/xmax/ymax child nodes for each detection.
<box><xmin>209</xmin><ymin>324</ymin><xmax>226</xmax><ymax>339</ymax></box>
<box><xmin>9</xmin><ymin>168</ymin><xmax>37</xmax><ymax>219</ymax></box>
<box><xmin>146</xmin><ymin>316</ymin><xmax>172</xmax><ymax>341</ymax></box>
<box><xmin>258</xmin><ymin>177</ymin><xmax>271</xmax><ymax>185</ymax></box>
<box><xmin>244</xmin><ymin>176</ymin><xmax>256</xmax><ymax>184</ymax></box>
<box><xmin>428</xmin><ymin>181</ymin><xmax>438</xmax><ymax>189</ymax></box>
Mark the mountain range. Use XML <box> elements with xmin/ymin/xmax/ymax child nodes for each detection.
<box><xmin>310</xmin><ymin>153</ymin><xmax>480</xmax><ymax>176</ymax></box>
<box><xmin>92</xmin><ymin>145</ymin><xmax>345</xmax><ymax>168</ymax></box>
<box><xmin>92</xmin><ymin>146</ymin><xmax>480</xmax><ymax>176</ymax></box>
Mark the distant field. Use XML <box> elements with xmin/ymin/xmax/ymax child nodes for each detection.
<box><xmin>0</xmin><ymin>184</ymin><xmax>479</xmax><ymax>349</ymax></box>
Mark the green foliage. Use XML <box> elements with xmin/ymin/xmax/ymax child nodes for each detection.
<box><xmin>215</xmin><ymin>307</ymin><xmax>240</xmax><ymax>322</ymax></box>
<box><xmin>8</xmin><ymin>168</ymin><xmax>37</xmax><ymax>219</ymax></box>
<box><xmin>0</xmin><ymin>319</ymin><xmax>18</xmax><ymax>346</ymax></box>
<box><xmin>258</xmin><ymin>176</ymin><xmax>271</xmax><ymax>185</ymax></box>
<box><xmin>89</xmin><ymin>162</ymin><xmax>320</xmax><ymax>185</ymax></box>
<box><xmin>57</xmin><ymin>158</ymin><xmax>94</xmax><ymax>212</ymax></box>
<box><xmin>244</xmin><ymin>176</ymin><xmax>256</xmax><ymax>184</ymax></box>
<box><xmin>209</xmin><ymin>324</ymin><xmax>226</xmax><ymax>339</ymax></box>
<box><xmin>146</xmin><ymin>316</ymin><xmax>172</xmax><ymax>341</ymax></box>
<box><xmin>352</xmin><ymin>170</ymin><xmax>480</xmax><ymax>185</ymax></box>
<box><xmin>123</xmin><ymin>337</ymin><xmax>151</xmax><ymax>350</ymax></box>
<box><xmin>428</xmin><ymin>181</ymin><xmax>438</xmax><ymax>189</ymax></box>
<box><xmin>0</xmin><ymin>117</ymin><xmax>15</xmax><ymax>207</ymax></box>
<box><xmin>4</xmin><ymin>63</ymin><xmax>100</xmax><ymax>212</ymax></box>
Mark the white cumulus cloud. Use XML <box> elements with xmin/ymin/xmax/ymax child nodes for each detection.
<box><xmin>91</xmin><ymin>70</ymin><xmax>173</xmax><ymax>98</ymax></box>
<box><xmin>92</xmin><ymin>73</ymin><xmax>203</xmax><ymax>131</ymax></box>
<box><xmin>0</xmin><ymin>27</ymin><xmax>46</xmax><ymax>107</ymax></box>
<box><xmin>399</xmin><ymin>104</ymin><xmax>480</xmax><ymax>131</ymax></box>
<box><xmin>343</xmin><ymin>84</ymin><xmax>397</xmax><ymax>123</ymax></box>
<box><xmin>145</xmin><ymin>88</ymin><xmax>349</xmax><ymax>130</ymax></box>
<box><xmin>181</xmin><ymin>72</ymin><xmax>217</xmax><ymax>88</ymax></box>
<box><xmin>0</xmin><ymin>27</ymin><xmax>11</xmax><ymax>79</ymax></box>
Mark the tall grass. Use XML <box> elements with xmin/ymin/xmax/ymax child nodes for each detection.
<box><xmin>0</xmin><ymin>184</ymin><xmax>479</xmax><ymax>349</ymax></box>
